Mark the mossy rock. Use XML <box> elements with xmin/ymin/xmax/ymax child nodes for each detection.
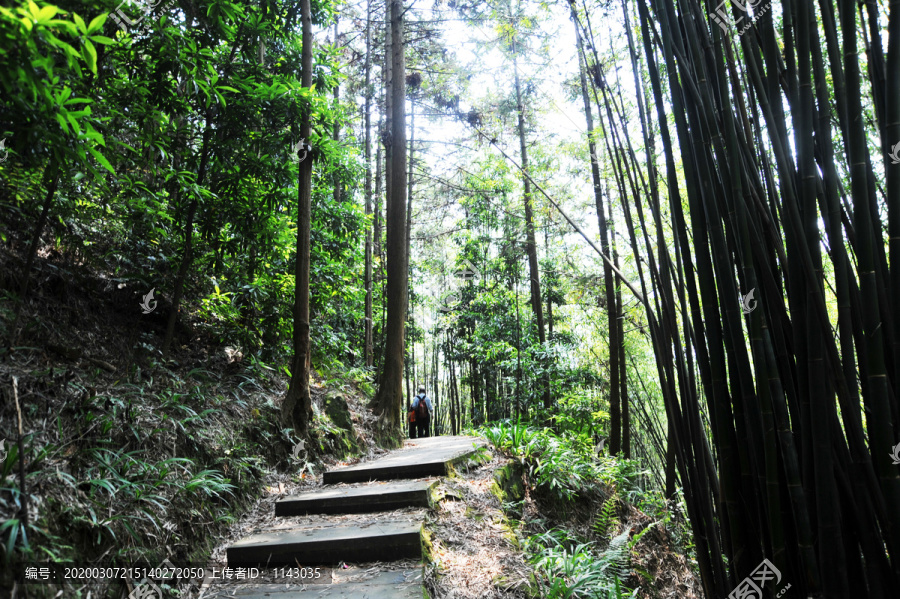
<box><xmin>324</xmin><ymin>391</ymin><xmax>355</xmax><ymax>432</ymax></box>
<box><xmin>420</xmin><ymin>525</ymin><xmax>434</xmax><ymax>563</ymax></box>
<box><xmin>491</xmin><ymin>459</ymin><xmax>526</xmax><ymax>507</ymax></box>
<box><xmin>420</xmin><ymin>527</ymin><xmax>436</xmax><ymax>599</ymax></box>
<box><xmin>319</xmin><ymin>391</ymin><xmax>360</xmax><ymax>458</ymax></box>
<box><xmin>451</xmin><ymin>447</ymin><xmax>493</xmax><ymax>475</ymax></box>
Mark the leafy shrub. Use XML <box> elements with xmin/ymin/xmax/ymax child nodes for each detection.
<box><xmin>525</xmin><ymin>528</ymin><xmax>637</xmax><ymax>599</ymax></box>
<box><xmin>481</xmin><ymin>420</ymin><xmax>604</xmax><ymax>503</ymax></box>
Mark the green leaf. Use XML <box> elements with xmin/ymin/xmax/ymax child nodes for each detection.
<box><xmin>2</xmin><ymin>519</ymin><xmax>20</xmax><ymax>555</ymax></box>
<box><xmin>46</xmin><ymin>19</ymin><xmax>78</xmax><ymax>35</ymax></box>
<box><xmin>89</xmin><ymin>35</ymin><xmax>115</xmax><ymax>45</ymax></box>
<box><xmin>66</xmin><ymin>112</ymin><xmax>82</xmax><ymax>135</ymax></box>
<box><xmin>27</xmin><ymin>1</ymin><xmax>41</xmax><ymax>19</ymax></box>
<box><xmin>55</xmin><ymin>113</ymin><xmax>70</xmax><ymax>134</ymax></box>
<box><xmin>36</xmin><ymin>5</ymin><xmax>59</xmax><ymax>22</ymax></box>
<box><xmin>82</xmin><ymin>39</ymin><xmax>97</xmax><ymax>74</ymax></box>
<box><xmin>73</xmin><ymin>12</ymin><xmax>86</xmax><ymax>34</ymax></box>
<box><xmin>90</xmin><ymin>478</ymin><xmax>117</xmax><ymax>495</ymax></box>
<box><xmin>84</xmin><ymin>122</ymin><xmax>105</xmax><ymax>146</ymax></box>
<box><xmin>87</xmin><ymin>13</ymin><xmax>107</xmax><ymax>34</ymax></box>
<box><xmin>87</xmin><ymin>145</ymin><xmax>114</xmax><ymax>174</ymax></box>
<box><xmin>44</xmin><ymin>32</ymin><xmax>79</xmax><ymax>57</ymax></box>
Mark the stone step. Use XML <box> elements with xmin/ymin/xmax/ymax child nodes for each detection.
<box><xmin>275</xmin><ymin>480</ymin><xmax>438</xmax><ymax>516</ymax></box>
<box><xmin>204</xmin><ymin>568</ymin><xmax>423</xmax><ymax>598</ymax></box>
<box><xmin>226</xmin><ymin>521</ymin><xmax>423</xmax><ymax>567</ymax></box>
<box><xmin>323</xmin><ymin>435</ymin><xmax>482</xmax><ymax>485</ymax></box>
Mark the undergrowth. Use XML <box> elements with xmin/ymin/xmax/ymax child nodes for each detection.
<box><xmin>0</xmin><ymin>359</ymin><xmax>284</xmax><ymax>597</ymax></box>
<box><xmin>481</xmin><ymin>420</ymin><xmax>692</xmax><ymax>598</ymax></box>
<box><xmin>525</xmin><ymin>527</ymin><xmax>637</xmax><ymax>599</ymax></box>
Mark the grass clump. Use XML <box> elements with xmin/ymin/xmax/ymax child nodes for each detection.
<box><xmin>524</xmin><ymin>527</ymin><xmax>637</xmax><ymax>599</ymax></box>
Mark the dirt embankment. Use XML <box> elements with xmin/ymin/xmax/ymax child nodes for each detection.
<box><xmin>0</xmin><ymin>241</ymin><xmax>382</xmax><ymax>598</ymax></box>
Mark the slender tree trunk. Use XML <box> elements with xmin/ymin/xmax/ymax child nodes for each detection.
<box><xmin>886</xmin><ymin>0</ymin><xmax>900</xmax><ymax>416</ymax></box>
<box><xmin>333</xmin><ymin>18</ymin><xmax>342</xmax><ymax>206</ymax></box>
<box><xmin>515</xmin><ymin>273</ymin><xmax>522</xmax><ymax>421</ymax></box>
<box><xmin>281</xmin><ymin>0</ymin><xmax>314</xmax><ymax>437</ymax></box>
<box><xmin>613</xmin><ymin>225</ymin><xmax>626</xmax><ymax>456</ymax></box>
<box><xmin>512</xmin><ymin>51</ymin><xmax>549</xmax><ymax>411</ymax></box>
<box><xmin>162</xmin><ymin>198</ymin><xmax>197</xmax><ymax>357</ymax></box>
<box><xmin>450</xmin><ymin>348</ymin><xmax>460</xmax><ymax>435</ymax></box>
<box><xmin>382</xmin><ymin>0</ymin><xmax>392</xmax><ymax>230</ymax></box>
<box><xmin>376</xmin><ymin>0</ymin><xmax>391</xmax><ymax>377</ymax></box>
<box><xmin>569</xmin><ymin>5</ymin><xmax>620</xmax><ymax>451</ymax></box>
<box><xmin>665</xmin><ymin>419</ymin><xmax>676</xmax><ymax>498</ymax></box>
<box><xmin>405</xmin><ymin>103</ymin><xmax>415</xmax><ymax>405</ymax></box>
<box><xmin>371</xmin><ymin>0</ymin><xmax>408</xmax><ymax>447</ymax></box>
<box><xmin>619</xmin><ymin>278</ymin><xmax>630</xmax><ymax>458</ymax></box>
<box><xmin>375</xmin><ymin>131</ymin><xmax>383</xmax><ymax>268</ymax></box>
<box><xmin>363</xmin><ymin>0</ymin><xmax>374</xmax><ymax>368</ymax></box>
<box><xmin>374</xmin><ymin>122</ymin><xmax>384</xmax><ymax>371</ymax></box>
<box><xmin>545</xmin><ymin>227</ymin><xmax>553</xmax><ymax>339</ymax></box>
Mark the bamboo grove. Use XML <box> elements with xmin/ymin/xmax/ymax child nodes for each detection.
<box><xmin>557</xmin><ymin>0</ymin><xmax>900</xmax><ymax>596</ymax></box>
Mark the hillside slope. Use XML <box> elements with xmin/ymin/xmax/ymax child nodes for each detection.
<box><xmin>0</xmin><ymin>238</ymin><xmax>378</xmax><ymax>598</ymax></box>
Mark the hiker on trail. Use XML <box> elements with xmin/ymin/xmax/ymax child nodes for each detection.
<box><xmin>407</xmin><ymin>396</ymin><xmax>416</xmax><ymax>439</ymax></box>
<box><xmin>411</xmin><ymin>387</ymin><xmax>433</xmax><ymax>438</ymax></box>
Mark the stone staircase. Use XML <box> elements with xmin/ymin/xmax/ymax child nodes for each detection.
<box><xmin>212</xmin><ymin>436</ymin><xmax>482</xmax><ymax>598</ymax></box>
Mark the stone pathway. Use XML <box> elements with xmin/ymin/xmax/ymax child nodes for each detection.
<box><xmin>210</xmin><ymin>436</ymin><xmax>482</xmax><ymax>598</ymax></box>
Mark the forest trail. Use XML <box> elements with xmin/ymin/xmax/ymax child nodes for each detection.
<box><xmin>210</xmin><ymin>436</ymin><xmax>483</xmax><ymax>597</ymax></box>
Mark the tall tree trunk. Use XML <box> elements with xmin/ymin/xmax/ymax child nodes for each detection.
<box><xmin>569</xmin><ymin>4</ymin><xmax>622</xmax><ymax>454</ymax></box>
<box><xmin>382</xmin><ymin>0</ymin><xmax>392</xmax><ymax>234</ymax></box>
<box><xmin>280</xmin><ymin>0</ymin><xmax>314</xmax><ymax>437</ymax></box>
<box><xmin>887</xmin><ymin>0</ymin><xmax>900</xmax><ymax>414</ymax></box>
<box><xmin>618</xmin><ymin>262</ymin><xmax>630</xmax><ymax>458</ymax></box>
<box><xmin>612</xmin><ymin>222</ymin><xmax>625</xmax><ymax>456</ymax></box>
<box><xmin>376</xmin><ymin>0</ymin><xmax>391</xmax><ymax>377</ymax></box>
<box><xmin>512</xmin><ymin>52</ymin><xmax>549</xmax><ymax>411</ymax></box>
<box><xmin>515</xmin><ymin>272</ymin><xmax>523</xmax><ymax>421</ymax></box>
<box><xmin>374</xmin><ymin>121</ymin><xmax>384</xmax><ymax>371</ymax></box>
<box><xmin>405</xmin><ymin>102</ymin><xmax>415</xmax><ymax>403</ymax></box>
<box><xmin>371</xmin><ymin>0</ymin><xmax>408</xmax><ymax>447</ymax></box>
<box><xmin>363</xmin><ymin>0</ymin><xmax>374</xmax><ymax>368</ymax></box>
<box><xmin>333</xmin><ymin>19</ymin><xmax>342</xmax><ymax>205</ymax></box>
<box><xmin>449</xmin><ymin>345</ymin><xmax>459</xmax><ymax>435</ymax></box>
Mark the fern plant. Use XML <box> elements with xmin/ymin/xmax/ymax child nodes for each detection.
<box><xmin>593</xmin><ymin>493</ymin><xmax>619</xmax><ymax>542</ymax></box>
<box><xmin>525</xmin><ymin>528</ymin><xmax>638</xmax><ymax>598</ymax></box>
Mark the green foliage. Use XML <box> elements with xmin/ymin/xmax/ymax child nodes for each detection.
<box><xmin>0</xmin><ymin>369</ymin><xmax>270</xmax><ymax>586</ymax></box>
<box><xmin>0</xmin><ymin>0</ymin><xmax>113</xmax><ymax>173</ymax></box>
<box><xmin>481</xmin><ymin>420</ymin><xmax>605</xmax><ymax>503</ymax></box>
<box><xmin>525</xmin><ymin>528</ymin><xmax>637</xmax><ymax>599</ymax></box>
<box><xmin>482</xmin><ymin>420</ymin><xmax>651</xmax><ymax>504</ymax></box>
<box><xmin>593</xmin><ymin>493</ymin><xmax>618</xmax><ymax>543</ymax></box>
<box><xmin>1</xmin><ymin>0</ymin><xmax>368</xmax><ymax>377</ymax></box>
